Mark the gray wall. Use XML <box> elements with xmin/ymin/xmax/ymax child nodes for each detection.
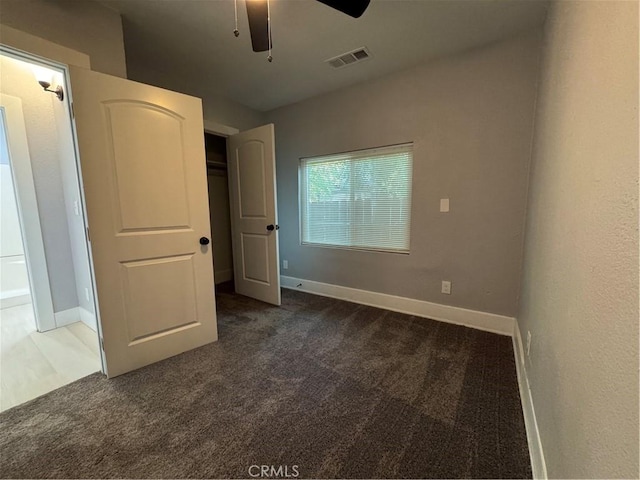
<box><xmin>267</xmin><ymin>32</ymin><xmax>542</xmax><ymax>317</ymax></box>
<box><xmin>53</xmin><ymin>86</ymin><xmax>95</xmax><ymax>314</ymax></box>
<box><xmin>0</xmin><ymin>55</ymin><xmax>78</xmax><ymax>312</ymax></box>
<box><xmin>517</xmin><ymin>1</ymin><xmax>639</xmax><ymax>477</ymax></box>
<box><xmin>0</xmin><ymin>0</ymin><xmax>127</xmax><ymax>78</ymax></box>
<box><xmin>208</xmin><ymin>173</ymin><xmax>233</xmax><ymax>283</ymax></box>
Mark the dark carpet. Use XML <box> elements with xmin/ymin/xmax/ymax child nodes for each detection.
<box><xmin>0</xmin><ymin>286</ymin><xmax>531</xmax><ymax>479</ymax></box>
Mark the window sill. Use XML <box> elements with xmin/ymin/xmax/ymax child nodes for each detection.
<box><xmin>300</xmin><ymin>242</ymin><xmax>410</xmax><ymax>255</ymax></box>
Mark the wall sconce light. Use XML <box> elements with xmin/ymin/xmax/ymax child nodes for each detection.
<box><xmin>32</xmin><ymin>65</ymin><xmax>64</xmax><ymax>101</ymax></box>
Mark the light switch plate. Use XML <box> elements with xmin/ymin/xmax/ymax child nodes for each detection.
<box><xmin>440</xmin><ymin>198</ymin><xmax>450</xmax><ymax>212</ymax></box>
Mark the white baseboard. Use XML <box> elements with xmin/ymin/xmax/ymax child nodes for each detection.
<box><xmin>214</xmin><ymin>268</ymin><xmax>233</xmax><ymax>285</ymax></box>
<box><xmin>54</xmin><ymin>307</ymin><xmax>81</xmax><ymax>328</ymax></box>
<box><xmin>280</xmin><ymin>275</ymin><xmax>515</xmax><ymax>336</ymax></box>
<box><xmin>79</xmin><ymin>307</ymin><xmax>97</xmax><ymax>331</ymax></box>
<box><xmin>513</xmin><ymin>320</ymin><xmax>547</xmax><ymax>479</ymax></box>
<box><xmin>0</xmin><ymin>292</ymin><xmax>31</xmax><ymax>309</ymax></box>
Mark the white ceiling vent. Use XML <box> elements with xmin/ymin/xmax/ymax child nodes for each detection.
<box><xmin>326</xmin><ymin>47</ymin><xmax>371</xmax><ymax>69</ymax></box>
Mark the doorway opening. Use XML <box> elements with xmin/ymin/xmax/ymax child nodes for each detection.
<box><xmin>205</xmin><ymin>132</ymin><xmax>235</xmax><ymax>293</ymax></box>
<box><xmin>0</xmin><ymin>51</ymin><xmax>101</xmax><ymax>411</ymax></box>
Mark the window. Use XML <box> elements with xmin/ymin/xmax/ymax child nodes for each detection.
<box><xmin>300</xmin><ymin>143</ymin><xmax>413</xmax><ymax>253</ymax></box>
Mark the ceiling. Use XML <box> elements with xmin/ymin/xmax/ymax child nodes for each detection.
<box><xmin>101</xmin><ymin>0</ymin><xmax>549</xmax><ymax>112</ymax></box>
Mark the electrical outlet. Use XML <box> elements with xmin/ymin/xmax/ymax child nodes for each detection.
<box><xmin>441</xmin><ymin>280</ymin><xmax>451</xmax><ymax>295</ymax></box>
<box><xmin>84</xmin><ymin>287</ymin><xmax>91</xmax><ymax>302</ymax></box>
<box><xmin>526</xmin><ymin>331</ymin><xmax>532</xmax><ymax>357</ymax></box>
<box><xmin>282</xmin><ymin>259</ymin><xmax>288</xmax><ymax>269</ymax></box>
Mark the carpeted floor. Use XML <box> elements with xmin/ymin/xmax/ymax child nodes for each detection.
<box><xmin>0</xmin><ymin>285</ymin><xmax>531</xmax><ymax>479</ymax></box>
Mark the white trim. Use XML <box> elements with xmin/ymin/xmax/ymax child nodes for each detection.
<box><xmin>0</xmin><ymin>293</ymin><xmax>31</xmax><ymax>309</ymax></box>
<box><xmin>1</xmin><ymin>94</ymin><xmax>56</xmax><ymax>332</ymax></box>
<box><xmin>54</xmin><ymin>307</ymin><xmax>81</xmax><ymax>328</ymax></box>
<box><xmin>79</xmin><ymin>306</ymin><xmax>97</xmax><ymax>331</ymax></box>
<box><xmin>513</xmin><ymin>320</ymin><xmax>547</xmax><ymax>479</ymax></box>
<box><xmin>204</xmin><ymin>120</ymin><xmax>239</xmax><ymax>137</ymax></box>
<box><xmin>214</xmin><ymin>268</ymin><xmax>233</xmax><ymax>285</ymax></box>
<box><xmin>280</xmin><ymin>275</ymin><xmax>515</xmax><ymax>336</ymax></box>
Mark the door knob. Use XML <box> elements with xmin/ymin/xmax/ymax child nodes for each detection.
<box><xmin>266</xmin><ymin>224</ymin><xmax>279</xmax><ymax>231</ymax></box>
<box><xmin>199</xmin><ymin>237</ymin><xmax>210</xmax><ymax>245</ymax></box>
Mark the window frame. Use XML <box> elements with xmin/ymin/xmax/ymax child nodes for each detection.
<box><xmin>298</xmin><ymin>143</ymin><xmax>414</xmax><ymax>255</ymax></box>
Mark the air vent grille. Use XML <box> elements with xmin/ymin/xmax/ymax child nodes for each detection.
<box><xmin>352</xmin><ymin>49</ymin><xmax>369</xmax><ymax>60</ymax></box>
<box><xmin>325</xmin><ymin>47</ymin><xmax>371</xmax><ymax>69</ymax></box>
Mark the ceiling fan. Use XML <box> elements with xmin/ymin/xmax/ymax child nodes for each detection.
<box><xmin>237</xmin><ymin>0</ymin><xmax>371</xmax><ymax>59</ymax></box>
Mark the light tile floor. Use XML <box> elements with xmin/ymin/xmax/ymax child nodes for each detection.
<box><xmin>0</xmin><ymin>304</ymin><xmax>101</xmax><ymax>412</ymax></box>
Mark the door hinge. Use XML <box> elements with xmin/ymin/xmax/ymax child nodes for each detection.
<box><xmin>86</xmin><ymin>227</ymin><xmax>90</xmax><ymax>242</ymax></box>
<box><xmin>100</xmin><ymin>337</ymin><xmax>104</xmax><ymax>352</ymax></box>
<box><xmin>71</xmin><ymin>102</ymin><xmax>75</xmax><ymax>119</ymax></box>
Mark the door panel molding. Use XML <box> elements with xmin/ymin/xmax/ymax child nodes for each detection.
<box><xmin>103</xmin><ymin>101</ymin><xmax>191</xmax><ymax>233</ymax></box>
<box><xmin>241</xmin><ymin>233</ymin><xmax>271</xmax><ymax>284</ymax></box>
<box><xmin>236</xmin><ymin>140</ymin><xmax>267</xmax><ymax>219</ymax></box>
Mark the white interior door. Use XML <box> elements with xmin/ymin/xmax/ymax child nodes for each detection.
<box><xmin>69</xmin><ymin>66</ymin><xmax>217</xmax><ymax>378</ymax></box>
<box><xmin>227</xmin><ymin>124</ymin><xmax>281</xmax><ymax>305</ymax></box>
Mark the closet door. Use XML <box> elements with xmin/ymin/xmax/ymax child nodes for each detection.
<box><xmin>227</xmin><ymin>124</ymin><xmax>281</xmax><ymax>306</ymax></box>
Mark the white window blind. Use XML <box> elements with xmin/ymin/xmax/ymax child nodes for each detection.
<box><xmin>300</xmin><ymin>143</ymin><xmax>413</xmax><ymax>253</ymax></box>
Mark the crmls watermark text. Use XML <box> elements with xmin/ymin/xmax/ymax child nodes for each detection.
<box><xmin>248</xmin><ymin>465</ymin><xmax>300</xmax><ymax>478</ymax></box>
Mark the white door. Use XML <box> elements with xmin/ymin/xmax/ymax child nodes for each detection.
<box><xmin>70</xmin><ymin>66</ymin><xmax>217</xmax><ymax>378</ymax></box>
<box><xmin>227</xmin><ymin>124</ymin><xmax>281</xmax><ymax>305</ymax></box>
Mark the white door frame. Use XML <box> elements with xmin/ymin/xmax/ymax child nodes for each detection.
<box><xmin>0</xmin><ymin>44</ymin><xmax>105</xmax><ymax>373</ymax></box>
<box><xmin>204</xmin><ymin>119</ymin><xmax>239</xmax><ymax>138</ymax></box>
<box><xmin>0</xmin><ymin>93</ymin><xmax>56</xmax><ymax>331</ymax></box>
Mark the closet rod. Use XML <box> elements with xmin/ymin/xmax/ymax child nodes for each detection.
<box><xmin>207</xmin><ymin>161</ymin><xmax>227</xmax><ymax>170</ymax></box>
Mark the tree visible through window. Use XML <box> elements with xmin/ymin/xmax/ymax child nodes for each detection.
<box><xmin>300</xmin><ymin>143</ymin><xmax>413</xmax><ymax>252</ymax></box>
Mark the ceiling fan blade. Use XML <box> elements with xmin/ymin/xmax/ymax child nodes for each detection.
<box><xmin>316</xmin><ymin>0</ymin><xmax>371</xmax><ymax>18</ymax></box>
<box><xmin>245</xmin><ymin>0</ymin><xmax>271</xmax><ymax>52</ymax></box>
